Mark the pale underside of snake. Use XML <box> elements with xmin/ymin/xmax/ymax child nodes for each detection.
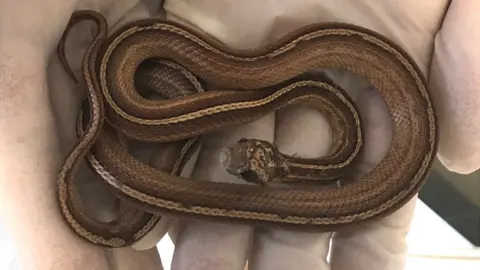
<box><xmin>55</xmin><ymin>10</ymin><xmax>438</xmax><ymax>247</ymax></box>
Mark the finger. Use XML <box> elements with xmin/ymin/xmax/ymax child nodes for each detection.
<box><xmin>250</xmin><ymin>228</ymin><xmax>332</xmax><ymax>270</ymax></box>
<box><xmin>429</xmin><ymin>0</ymin><xmax>480</xmax><ymax>173</ymax></box>
<box><xmin>170</xmin><ymin>114</ymin><xmax>276</xmax><ymax>270</ymax></box>
<box><xmin>330</xmin><ymin>198</ymin><xmax>417</xmax><ymax>270</ymax></box>
<box><xmin>249</xmin><ymin>104</ymin><xmax>333</xmax><ymax>270</ymax></box>
<box><xmin>330</xmin><ymin>79</ymin><xmax>414</xmax><ymax>270</ymax></box>
<box><xmin>106</xmin><ymin>247</ymin><xmax>164</xmax><ymax>270</ymax></box>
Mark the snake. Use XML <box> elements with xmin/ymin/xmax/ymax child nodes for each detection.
<box><xmin>56</xmin><ymin>10</ymin><xmax>438</xmax><ymax>248</ymax></box>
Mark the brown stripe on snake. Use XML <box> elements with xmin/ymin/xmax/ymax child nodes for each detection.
<box><xmin>56</xmin><ymin>10</ymin><xmax>438</xmax><ymax>247</ymax></box>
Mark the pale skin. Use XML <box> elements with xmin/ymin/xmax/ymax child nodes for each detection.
<box><xmin>1</xmin><ymin>0</ymin><xmax>479</xmax><ymax>269</ymax></box>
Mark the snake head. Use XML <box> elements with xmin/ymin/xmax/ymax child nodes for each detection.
<box><xmin>220</xmin><ymin>139</ymin><xmax>289</xmax><ymax>185</ymax></box>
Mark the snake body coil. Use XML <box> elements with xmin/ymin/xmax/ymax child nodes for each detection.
<box><xmin>56</xmin><ymin>10</ymin><xmax>438</xmax><ymax>247</ymax></box>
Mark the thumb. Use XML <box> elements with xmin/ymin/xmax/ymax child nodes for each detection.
<box><xmin>429</xmin><ymin>0</ymin><xmax>480</xmax><ymax>173</ymax></box>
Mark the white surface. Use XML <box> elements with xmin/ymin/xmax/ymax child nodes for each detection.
<box><xmin>0</xmin><ymin>223</ymin><xmax>20</xmax><ymax>270</ymax></box>
<box><xmin>1</xmin><ymin>200</ymin><xmax>479</xmax><ymax>269</ymax></box>
<box><xmin>404</xmin><ymin>200</ymin><xmax>480</xmax><ymax>270</ymax></box>
<box><xmin>407</xmin><ymin>200</ymin><xmax>475</xmax><ymax>250</ymax></box>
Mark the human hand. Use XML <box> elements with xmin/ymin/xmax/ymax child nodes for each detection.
<box><xmin>151</xmin><ymin>1</ymin><xmax>479</xmax><ymax>270</ymax></box>
<box><xmin>1</xmin><ymin>0</ymin><xmax>479</xmax><ymax>270</ymax></box>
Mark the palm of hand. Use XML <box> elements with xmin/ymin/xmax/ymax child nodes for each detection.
<box><xmin>50</xmin><ymin>1</ymin><xmax>453</xmax><ymax>269</ymax></box>
<box><xmin>2</xmin><ymin>0</ymin><xmax>475</xmax><ymax>269</ymax></box>
<box><xmin>137</xmin><ymin>1</ymin><xmax>449</xmax><ymax>269</ymax></box>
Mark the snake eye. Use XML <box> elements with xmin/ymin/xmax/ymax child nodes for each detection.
<box><xmin>240</xmin><ymin>170</ymin><xmax>261</xmax><ymax>184</ymax></box>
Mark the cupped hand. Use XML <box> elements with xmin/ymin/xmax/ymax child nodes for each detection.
<box><xmin>1</xmin><ymin>0</ymin><xmax>479</xmax><ymax>270</ymax></box>
<box><xmin>153</xmin><ymin>1</ymin><xmax>473</xmax><ymax>270</ymax></box>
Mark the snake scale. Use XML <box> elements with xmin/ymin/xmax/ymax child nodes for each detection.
<box><xmin>56</xmin><ymin>10</ymin><xmax>438</xmax><ymax>247</ymax></box>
